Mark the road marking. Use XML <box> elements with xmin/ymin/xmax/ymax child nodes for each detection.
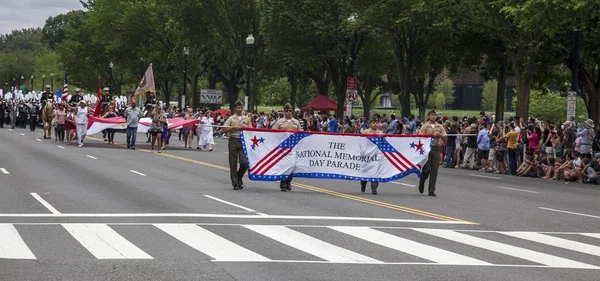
<box><xmin>245</xmin><ymin>225</ymin><xmax>381</xmax><ymax>263</ymax></box>
<box><xmin>0</xmin><ymin>224</ymin><xmax>36</xmax><ymax>259</ymax></box>
<box><xmin>156</xmin><ymin>224</ymin><xmax>270</xmax><ymax>261</ymax></box>
<box><xmin>0</xmin><ymin>213</ymin><xmax>470</xmax><ymax>223</ymax></box>
<box><xmin>9</xmin><ymin>129</ymin><xmax>13</xmax><ymax>131</ymax></box>
<box><xmin>129</xmin><ymin>170</ymin><xmax>146</xmax><ymax>176</ymax></box>
<box><xmin>415</xmin><ymin>229</ymin><xmax>598</xmax><ymax>269</ymax></box>
<box><xmin>0</xmin><ymin>168</ymin><xmax>9</xmax><ymax>175</ymax></box>
<box><xmin>86</xmin><ymin>136</ymin><xmax>475</xmax><ymax>224</ymax></box>
<box><xmin>331</xmin><ymin>226</ymin><xmax>488</xmax><ymax>265</ymax></box>
<box><xmin>224</xmin><ymin>152</ymin><xmax>229</xmax><ymax>154</ymax></box>
<box><xmin>496</xmin><ymin>186</ymin><xmax>539</xmax><ymax>194</ymax></box>
<box><xmin>36</xmin><ymin>138</ymin><xmax>42</xmax><ymax>142</ymax></box>
<box><xmin>19</xmin><ymin>133</ymin><xmax>24</xmax><ymax>135</ymax></box>
<box><xmin>57</xmin><ymin>145</ymin><xmax>65</xmax><ymax>149</ymax></box>
<box><xmin>539</xmin><ymin>207</ymin><xmax>600</xmax><ymax>219</ymax></box>
<box><xmin>63</xmin><ymin>224</ymin><xmax>152</xmax><ymax>259</ymax></box>
<box><xmin>204</xmin><ymin>195</ymin><xmax>267</xmax><ymax>215</ymax></box>
<box><xmin>30</xmin><ymin>193</ymin><xmax>61</xmax><ymax>214</ymax></box>
<box><xmin>468</xmin><ymin>174</ymin><xmax>500</xmax><ymax>180</ymax></box>
<box><xmin>581</xmin><ymin>233</ymin><xmax>600</xmax><ymax>239</ymax></box>
<box><xmin>501</xmin><ymin>231</ymin><xmax>600</xmax><ymax>257</ymax></box>
<box><xmin>390</xmin><ymin>182</ymin><xmax>415</xmax><ymax>187</ymax></box>
<box><xmin>85</xmin><ymin>155</ymin><xmax>98</xmax><ymax>160</ymax></box>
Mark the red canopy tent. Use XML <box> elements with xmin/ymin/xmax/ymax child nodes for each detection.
<box><xmin>301</xmin><ymin>95</ymin><xmax>344</xmax><ymax>112</ymax></box>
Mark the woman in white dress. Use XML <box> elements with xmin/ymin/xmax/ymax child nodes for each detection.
<box><xmin>198</xmin><ymin>110</ymin><xmax>215</xmax><ymax>151</ymax></box>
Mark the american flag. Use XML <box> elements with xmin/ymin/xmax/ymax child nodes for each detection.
<box><xmin>368</xmin><ymin>137</ymin><xmax>418</xmax><ymax>172</ymax></box>
<box><xmin>63</xmin><ymin>71</ymin><xmax>68</xmax><ymax>97</ymax></box>
<box><xmin>249</xmin><ymin>133</ymin><xmax>310</xmax><ymax>175</ymax></box>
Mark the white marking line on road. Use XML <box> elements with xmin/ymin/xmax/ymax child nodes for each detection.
<box><xmin>0</xmin><ymin>224</ymin><xmax>36</xmax><ymax>259</ymax></box>
<box><xmin>156</xmin><ymin>224</ymin><xmax>270</xmax><ymax>261</ymax></box>
<box><xmin>19</xmin><ymin>133</ymin><xmax>24</xmax><ymax>135</ymax></box>
<box><xmin>468</xmin><ymin>174</ymin><xmax>500</xmax><ymax>180</ymax></box>
<box><xmin>245</xmin><ymin>225</ymin><xmax>381</xmax><ymax>263</ymax></box>
<box><xmin>501</xmin><ymin>232</ymin><xmax>600</xmax><ymax>257</ymax></box>
<box><xmin>85</xmin><ymin>155</ymin><xmax>98</xmax><ymax>160</ymax></box>
<box><xmin>539</xmin><ymin>207</ymin><xmax>600</xmax><ymax>219</ymax></box>
<box><xmin>580</xmin><ymin>233</ymin><xmax>600</xmax><ymax>239</ymax></box>
<box><xmin>35</xmin><ymin>138</ymin><xmax>42</xmax><ymax>142</ymax></box>
<box><xmin>330</xmin><ymin>226</ymin><xmax>488</xmax><ymax>265</ymax></box>
<box><xmin>390</xmin><ymin>182</ymin><xmax>415</xmax><ymax>187</ymax></box>
<box><xmin>415</xmin><ymin>229</ymin><xmax>599</xmax><ymax>269</ymax></box>
<box><xmin>29</xmin><ymin>192</ymin><xmax>61</xmax><ymax>215</ymax></box>
<box><xmin>224</xmin><ymin>152</ymin><xmax>229</xmax><ymax>154</ymax></box>
<box><xmin>204</xmin><ymin>195</ymin><xmax>267</xmax><ymax>216</ymax></box>
<box><xmin>496</xmin><ymin>186</ymin><xmax>539</xmax><ymax>194</ymax></box>
<box><xmin>63</xmin><ymin>224</ymin><xmax>152</xmax><ymax>259</ymax></box>
<box><xmin>0</xmin><ymin>168</ymin><xmax>9</xmax><ymax>175</ymax></box>
<box><xmin>0</xmin><ymin>213</ymin><xmax>470</xmax><ymax>224</ymax></box>
<box><xmin>129</xmin><ymin>170</ymin><xmax>146</xmax><ymax>176</ymax></box>
<box><xmin>9</xmin><ymin>129</ymin><xmax>13</xmax><ymax>131</ymax></box>
<box><xmin>57</xmin><ymin>145</ymin><xmax>65</xmax><ymax>149</ymax></box>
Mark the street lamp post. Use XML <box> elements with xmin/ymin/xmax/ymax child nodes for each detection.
<box><xmin>246</xmin><ymin>34</ymin><xmax>255</xmax><ymax>112</ymax></box>
<box><xmin>42</xmin><ymin>75</ymin><xmax>45</xmax><ymax>90</ymax></box>
<box><xmin>183</xmin><ymin>46</ymin><xmax>189</xmax><ymax>109</ymax></box>
<box><xmin>30</xmin><ymin>76</ymin><xmax>33</xmax><ymax>91</ymax></box>
<box><xmin>109</xmin><ymin>62</ymin><xmax>114</xmax><ymax>93</ymax></box>
<box><xmin>50</xmin><ymin>73</ymin><xmax>54</xmax><ymax>90</ymax></box>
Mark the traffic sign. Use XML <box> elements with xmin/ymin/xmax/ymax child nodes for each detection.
<box><xmin>346</xmin><ymin>90</ymin><xmax>357</xmax><ymax>102</ymax></box>
<box><xmin>347</xmin><ymin>77</ymin><xmax>357</xmax><ymax>90</ymax></box>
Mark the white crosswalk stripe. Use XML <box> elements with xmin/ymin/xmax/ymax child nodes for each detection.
<box><xmin>331</xmin><ymin>226</ymin><xmax>489</xmax><ymax>265</ymax></box>
<box><xmin>2</xmin><ymin>223</ymin><xmax>600</xmax><ymax>269</ymax></box>
<box><xmin>501</xmin><ymin>231</ymin><xmax>600</xmax><ymax>257</ymax></box>
<box><xmin>415</xmin><ymin>229</ymin><xmax>599</xmax><ymax>269</ymax></box>
<box><xmin>245</xmin><ymin>225</ymin><xmax>381</xmax><ymax>263</ymax></box>
<box><xmin>155</xmin><ymin>224</ymin><xmax>270</xmax><ymax>262</ymax></box>
<box><xmin>0</xmin><ymin>224</ymin><xmax>36</xmax><ymax>259</ymax></box>
<box><xmin>63</xmin><ymin>224</ymin><xmax>152</xmax><ymax>259</ymax></box>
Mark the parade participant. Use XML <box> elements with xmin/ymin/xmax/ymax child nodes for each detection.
<box><xmin>101</xmin><ymin>87</ymin><xmax>111</xmax><ymax>140</ymax></box>
<box><xmin>0</xmin><ymin>99</ymin><xmax>5</xmax><ymax>128</ymax></box>
<box><xmin>65</xmin><ymin>107</ymin><xmax>75</xmax><ymax>145</ymax></box>
<box><xmin>360</xmin><ymin>118</ymin><xmax>384</xmax><ymax>194</ymax></box>
<box><xmin>124</xmin><ymin>100</ymin><xmax>143</xmax><ymax>149</ymax></box>
<box><xmin>28</xmin><ymin>102</ymin><xmax>38</xmax><ymax>131</ymax></box>
<box><xmin>418</xmin><ymin>110</ymin><xmax>447</xmax><ymax>196</ymax></box>
<box><xmin>102</xmin><ymin>106</ymin><xmax>118</xmax><ymax>144</ymax></box>
<box><xmin>10</xmin><ymin>101</ymin><xmax>17</xmax><ymax>129</ymax></box>
<box><xmin>272</xmin><ymin>103</ymin><xmax>301</xmax><ymax>191</ymax></box>
<box><xmin>222</xmin><ymin>100</ymin><xmax>251</xmax><ymax>190</ymax></box>
<box><xmin>69</xmin><ymin>88</ymin><xmax>83</xmax><ymax>108</ymax></box>
<box><xmin>74</xmin><ymin>101</ymin><xmax>90</xmax><ymax>147</ymax></box>
<box><xmin>149</xmin><ymin>106</ymin><xmax>165</xmax><ymax>153</ymax></box>
<box><xmin>40</xmin><ymin>85</ymin><xmax>53</xmax><ymax>108</ymax></box>
<box><xmin>198</xmin><ymin>110</ymin><xmax>215</xmax><ymax>151</ymax></box>
<box><xmin>55</xmin><ymin>103</ymin><xmax>66</xmax><ymax>142</ymax></box>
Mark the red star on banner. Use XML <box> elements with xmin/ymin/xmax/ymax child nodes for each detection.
<box><xmin>251</xmin><ymin>136</ymin><xmax>261</xmax><ymax>147</ymax></box>
<box><xmin>415</xmin><ymin>141</ymin><xmax>424</xmax><ymax>152</ymax></box>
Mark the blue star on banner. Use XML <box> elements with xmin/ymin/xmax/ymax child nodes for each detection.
<box><xmin>410</xmin><ymin>142</ymin><xmax>416</xmax><ymax>149</ymax></box>
<box><xmin>251</xmin><ymin>144</ymin><xmax>256</xmax><ymax>150</ymax></box>
<box><xmin>419</xmin><ymin>150</ymin><xmax>425</xmax><ymax>155</ymax></box>
<box><xmin>259</xmin><ymin>137</ymin><xmax>265</xmax><ymax>143</ymax></box>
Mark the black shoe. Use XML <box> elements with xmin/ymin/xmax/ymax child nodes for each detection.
<box><xmin>360</xmin><ymin>184</ymin><xmax>366</xmax><ymax>193</ymax></box>
<box><xmin>280</xmin><ymin>187</ymin><xmax>287</xmax><ymax>192</ymax></box>
<box><xmin>127</xmin><ymin>144</ymin><xmax>130</xmax><ymax>149</ymax></box>
<box><xmin>233</xmin><ymin>184</ymin><xmax>239</xmax><ymax>190</ymax></box>
<box><xmin>418</xmin><ymin>182</ymin><xmax>424</xmax><ymax>194</ymax></box>
<box><xmin>237</xmin><ymin>179</ymin><xmax>244</xmax><ymax>189</ymax></box>
<box><xmin>372</xmin><ymin>189</ymin><xmax>377</xmax><ymax>195</ymax></box>
<box><xmin>428</xmin><ymin>192</ymin><xmax>436</xmax><ymax>197</ymax></box>
<box><xmin>131</xmin><ymin>146</ymin><xmax>135</xmax><ymax>150</ymax></box>
<box><xmin>287</xmin><ymin>185</ymin><xmax>291</xmax><ymax>191</ymax></box>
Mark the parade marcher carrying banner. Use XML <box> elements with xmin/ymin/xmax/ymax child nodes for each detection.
<box><xmin>241</xmin><ymin>128</ymin><xmax>433</xmax><ymax>183</ymax></box>
<box><xmin>86</xmin><ymin>116</ymin><xmax>198</xmax><ymax>135</ymax></box>
<box><xmin>133</xmin><ymin>64</ymin><xmax>155</xmax><ymax>101</ymax></box>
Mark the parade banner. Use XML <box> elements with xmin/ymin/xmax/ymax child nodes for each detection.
<box><xmin>86</xmin><ymin>116</ymin><xmax>198</xmax><ymax>135</ymax></box>
<box><xmin>241</xmin><ymin>128</ymin><xmax>433</xmax><ymax>182</ymax></box>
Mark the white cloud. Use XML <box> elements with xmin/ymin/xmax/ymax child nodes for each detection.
<box><xmin>0</xmin><ymin>0</ymin><xmax>84</xmax><ymax>34</ymax></box>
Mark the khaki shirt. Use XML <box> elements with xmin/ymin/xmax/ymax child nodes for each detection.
<box><xmin>224</xmin><ymin>114</ymin><xmax>251</xmax><ymax>138</ymax></box>
<box><xmin>273</xmin><ymin>117</ymin><xmax>301</xmax><ymax>130</ymax></box>
<box><xmin>363</xmin><ymin>128</ymin><xmax>383</xmax><ymax>135</ymax></box>
<box><xmin>418</xmin><ymin>122</ymin><xmax>447</xmax><ymax>147</ymax></box>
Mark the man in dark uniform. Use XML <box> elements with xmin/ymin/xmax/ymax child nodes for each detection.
<box><xmin>19</xmin><ymin>102</ymin><xmax>28</xmax><ymax>128</ymax></box>
<box><xmin>0</xmin><ymin>99</ymin><xmax>5</xmax><ymax>128</ymax></box>
<box><xmin>222</xmin><ymin>100</ymin><xmax>252</xmax><ymax>190</ymax></box>
<box><xmin>28</xmin><ymin>101</ymin><xmax>38</xmax><ymax>131</ymax></box>
<box><xmin>70</xmin><ymin>88</ymin><xmax>83</xmax><ymax>108</ymax></box>
<box><xmin>40</xmin><ymin>85</ymin><xmax>54</xmax><ymax>108</ymax></box>
<box><xmin>271</xmin><ymin>103</ymin><xmax>301</xmax><ymax>191</ymax></box>
<box><xmin>101</xmin><ymin>87</ymin><xmax>111</xmax><ymax>140</ymax></box>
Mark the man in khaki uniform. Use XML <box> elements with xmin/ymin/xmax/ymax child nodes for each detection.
<box><xmin>223</xmin><ymin>100</ymin><xmax>252</xmax><ymax>190</ymax></box>
<box><xmin>272</xmin><ymin>103</ymin><xmax>301</xmax><ymax>191</ymax></box>
<box><xmin>361</xmin><ymin>118</ymin><xmax>383</xmax><ymax>194</ymax></box>
<box><xmin>418</xmin><ymin>110</ymin><xmax>447</xmax><ymax>196</ymax></box>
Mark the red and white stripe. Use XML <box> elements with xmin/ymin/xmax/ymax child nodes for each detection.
<box><xmin>250</xmin><ymin>148</ymin><xmax>293</xmax><ymax>175</ymax></box>
<box><xmin>383</xmin><ymin>152</ymin><xmax>417</xmax><ymax>172</ymax></box>
<box><xmin>63</xmin><ymin>82</ymin><xmax>68</xmax><ymax>96</ymax></box>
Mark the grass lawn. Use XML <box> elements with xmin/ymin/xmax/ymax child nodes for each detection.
<box><xmin>256</xmin><ymin>106</ymin><xmax>513</xmax><ymax>119</ymax></box>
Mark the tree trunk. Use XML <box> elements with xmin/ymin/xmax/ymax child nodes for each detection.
<box><xmin>209</xmin><ymin>74</ymin><xmax>218</xmax><ymax>89</ymax></box>
<box><xmin>515</xmin><ymin>69</ymin><xmax>533</xmax><ymax>121</ymax></box>
<box><xmin>495</xmin><ymin>65</ymin><xmax>506</xmax><ymax>121</ymax></box>
<box><xmin>288</xmin><ymin>66</ymin><xmax>298</xmax><ymax>109</ymax></box>
<box><xmin>161</xmin><ymin>80</ymin><xmax>171</xmax><ymax>105</ymax></box>
<box><xmin>191</xmin><ymin>72</ymin><xmax>199</xmax><ymax>110</ymax></box>
<box><xmin>303</xmin><ymin>68</ymin><xmax>330</xmax><ymax>96</ymax></box>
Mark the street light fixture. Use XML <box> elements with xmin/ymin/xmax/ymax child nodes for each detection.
<box><xmin>42</xmin><ymin>74</ymin><xmax>46</xmax><ymax>90</ymax></box>
<box><xmin>50</xmin><ymin>73</ymin><xmax>54</xmax><ymax>90</ymax></box>
<box><xmin>246</xmin><ymin>34</ymin><xmax>255</xmax><ymax>112</ymax></box>
<box><xmin>109</xmin><ymin>62</ymin><xmax>114</xmax><ymax>93</ymax></box>
<box><xmin>182</xmin><ymin>46</ymin><xmax>189</xmax><ymax>109</ymax></box>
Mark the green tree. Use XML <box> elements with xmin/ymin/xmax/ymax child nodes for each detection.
<box><xmin>512</xmin><ymin>90</ymin><xmax>587</xmax><ymax>124</ymax></box>
<box><xmin>435</xmin><ymin>92</ymin><xmax>446</xmax><ymax>111</ymax></box>
<box><xmin>435</xmin><ymin>79</ymin><xmax>455</xmax><ymax>105</ymax></box>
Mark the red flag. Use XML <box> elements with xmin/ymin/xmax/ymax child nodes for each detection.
<box><xmin>94</xmin><ymin>75</ymin><xmax>102</xmax><ymax>117</ymax></box>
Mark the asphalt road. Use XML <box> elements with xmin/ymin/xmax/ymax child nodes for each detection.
<box><xmin>0</xmin><ymin>127</ymin><xmax>599</xmax><ymax>281</ymax></box>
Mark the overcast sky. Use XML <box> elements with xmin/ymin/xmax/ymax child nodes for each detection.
<box><xmin>0</xmin><ymin>0</ymin><xmax>84</xmax><ymax>35</ymax></box>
